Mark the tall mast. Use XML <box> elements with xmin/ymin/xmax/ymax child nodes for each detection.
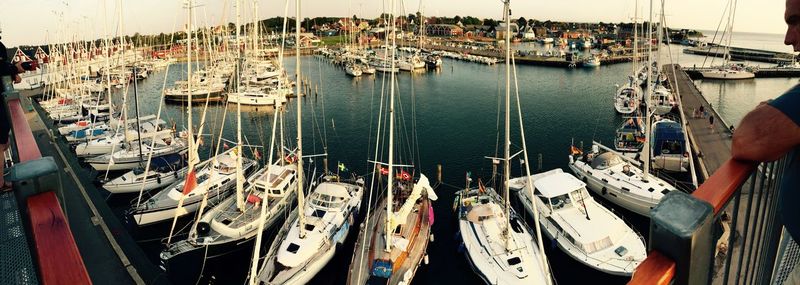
<box><xmin>235</xmin><ymin>0</ymin><xmax>245</xmax><ymax>212</ymax></box>
<box><xmin>632</xmin><ymin>0</ymin><xmax>638</xmax><ymax>78</ymax></box>
<box><xmin>186</xmin><ymin>0</ymin><xmax>195</xmax><ymax>176</ymax></box>
<box><xmin>502</xmin><ymin>0</ymin><xmax>512</xmax><ymax>250</ymax></box>
<box><xmin>643</xmin><ymin>0</ymin><xmax>653</xmax><ymax>181</ymax></box>
<box><xmin>384</xmin><ymin>0</ymin><xmax>397</xmax><ymax>253</ymax></box>
<box><xmin>295</xmin><ymin>0</ymin><xmax>307</xmax><ymax>239</ymax></box>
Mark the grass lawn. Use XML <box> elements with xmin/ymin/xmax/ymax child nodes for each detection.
<box><xmin>319</xmin><ymin>35</ymin><xmax>349</xmax><ymax>46</ymax></box>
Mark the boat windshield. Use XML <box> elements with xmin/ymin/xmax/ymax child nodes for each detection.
<box><xmin>549</xmin><ymin>193</ymin><xmax>574</xmax><ymax>211</ymax></box>
<box><xmin>309</xmin><ymin>192</ymin><xmax>345</xmax><ymax>209</ymax></box>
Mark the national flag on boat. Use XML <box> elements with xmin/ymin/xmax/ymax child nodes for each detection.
<box><xmin>397</xmin><ymin>170</ymin><xmax>411</xmax><ymax>181</ymax></box>
<box><xmin>223</xmin><ymin>142</ymin><xmax>230</xmax><ymax>149</ymax></box>
<box><xmin>285</xmin><ymin>154</ymin><xmax>296</xmax><ymax>163</ymax></box>
<box><xmin>379</xmin><ymin>167</ymin><xmax>389</xmax><ymax>176</ymax></box>
<box><xmin>253</xmin><ymin>149</ymin><xmax>262</xmax><ymax>160</ymax></box>
<box><xmin>181</xmin><ymin>170</ymin><xmax>198</xmax><ymax>195</ymax></box>
<box><xmin>570</xmin><ymin>145</ymin><xmax>583</xmax><ymax>155</ymax></box>
<box><xmin>477</xmin><ymin>178</ymin><xmax>486</xmax><ymax>193</ymax></box>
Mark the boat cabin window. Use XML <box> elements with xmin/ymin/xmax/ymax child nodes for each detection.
<box><xmin>286</xmin><ymin>243</ymin><xmax>300</xmax><ymax>254</ymax></box>
<box><xmin>310</xmin><ymin>192</ymin><xmax>345</xmax><ymax>209</ymax></box>
<box><xmin>312</xmin><ymin>209</ymin><xmax>326</xmax><ymax>218</ymax></box>
<box><xmin>507</xmin><ymin>257</ymin><xmax>521</xmax><ymax>266</ymax></box>
<box><xmin>549</xmin><ymin>193</ymin><xmax>573</xmax><ymax>211</ymax></box>
<box><xmin>660</xmin><ymin>140</ymin><xmax>683</xmax><ymax>155</ymax></box>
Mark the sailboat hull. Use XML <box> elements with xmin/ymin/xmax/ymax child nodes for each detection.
<box><xmin>347</xmin><ymin>197</ymin><xmax>432</xmax><ymax>285</ymax></box>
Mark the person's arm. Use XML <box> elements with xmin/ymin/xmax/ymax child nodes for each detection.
<box><xmin>732</xmin><ymin>90</ymin><xmax>800</xmax><ymax>162</ymax></box>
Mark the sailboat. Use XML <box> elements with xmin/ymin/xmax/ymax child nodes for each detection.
<box><xmin>701</xmin><ymin>0</ymin><xmax>754</xmax><ymax>80</ymax></box>
<box><xmin>453</xmin><ymin>1</ymin><xmax>552</xmax><ymax>283</ymax></box>
<box><xmin>347</xmin><ymin>1</ymin><xmax>438</xmax><ymax>283</ymax></box>
<box><xmin>256</xmin><ymin>2</ymin><xmax>366</xmax><ymax>283</ymax></box>
<box><xmin>614</xmin><ymin>1</ymin><xmax>643</xmax><ymax>115</ymax></box>
<box><xmin>510</xmin><ymin>169</ymin><xmax>647</xmax><ymax>276</ymax></box>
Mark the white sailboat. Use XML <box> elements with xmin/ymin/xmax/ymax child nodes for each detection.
<box><xmin>701</xmin><ymin>0</ymin><xmax>754</xmax><ymax>80</ymax></box>
<box><xmin>128</xmin><ymin>148</ymin><xmax>257</xmax><ymax>226</ymax></box>
<box><xmin>256</xmin><ymin>2</ymin><xmax>366</xmax><ymax>283</ymax></box>
<box><xmin>510</xmin><ymin>169</ymin><xmax>647</xmax><ymax>276</ymax></box>
<box><xmin>454</xmin><ymin>1</ymin><xmax>552</xmax><ymax>283</ymax></box>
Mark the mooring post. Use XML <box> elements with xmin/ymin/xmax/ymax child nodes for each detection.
<box><xmin>437</xmin><ymin>164</ymin><xmax>442</xmax><ymax>183</ymax></box>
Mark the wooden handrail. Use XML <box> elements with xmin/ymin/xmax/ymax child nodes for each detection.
<box><xmin>629</xmin><ymin>158</ymin><xmax>757</xmax><ymax>285</ymax></box>
<box><xmin>629</xmin><ymin>251</ymin><xmax>675</xmax><ymax>285</ymax></box>
<box><xmin>691</xmin><ymin>159</ymin><xmax>756</xmax><ymax>215</ymax></box>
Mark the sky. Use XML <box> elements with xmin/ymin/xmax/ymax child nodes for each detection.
<box><xmin>0</xmin><ymin>0</ymin><xmax>788</xmax><ymax>47</ymax></box>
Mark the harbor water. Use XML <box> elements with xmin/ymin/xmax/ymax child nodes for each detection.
<box><xmin>96</xmin><ymin>34</ymin><xmax>796</xmax><ymax>285</ymax></box>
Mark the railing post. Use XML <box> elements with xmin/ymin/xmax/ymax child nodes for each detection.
<box><xmin>650</xmin><ymin>191</ymin><xmax>715</xmax><ymax>284</ymax></box>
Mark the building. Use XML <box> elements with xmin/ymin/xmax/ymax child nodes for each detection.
<box><xmin>426</xmin><ymin>24</ymin><xmax>464</xmax><ymax>37</ymax></box>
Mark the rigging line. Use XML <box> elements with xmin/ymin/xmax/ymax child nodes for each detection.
<box><xmin>701</xmin><ymin>0</ymin><xmax>731</xmax><ymax>68</ymax></box>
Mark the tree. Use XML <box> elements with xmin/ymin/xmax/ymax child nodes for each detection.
<box><xmin>408</xmin><ymin>13</ymin><xmax>416</xmax><ymax>24</ymax></box>
<box><xmin>454</xmin><ymin>15</ymin><xmax>462</xmax><ymax>24</ymax></box>
<box><xmin>517</xmin><ymin>17</ymin><xmax>527</xmax><ymax>29</ymax></box>
<box><xmin>483</xmin><ymin>18</ymin><xmax>497</xmax><ymax>28</ymax></box>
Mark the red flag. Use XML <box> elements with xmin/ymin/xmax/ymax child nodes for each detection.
<box><xmin>254</xmin><ymin>149</ymin><xmax>262</xmax><ymax>160</ymax></box>
<box><xmin>223</xmin><ymin>142</ymin><xmax>230</xmax><ymax>149</ymax></box>
<box><xmin>379</xmin><ymin>167</ymin><xmax>389</xmax><ymax>176</ymax></box>
<box><xmin>182</xmin><ymin>170</ymin><xmax>197</xmax><ymax>195</ymax></box>
<box><xmin>397</xmin><ymin>170</ymin><xmax>411</xmax><ymax>181</ymax></box>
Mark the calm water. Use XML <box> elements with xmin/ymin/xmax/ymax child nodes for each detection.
<box><xmin>103</xmin><ymin>34</ymin><xmax>797</xmax><ymax>285</ymax></box>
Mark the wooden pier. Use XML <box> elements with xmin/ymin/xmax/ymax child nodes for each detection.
<box><xmin>663</xmin><ymin>64</ymin><xmax>734</xmax><ymax>179</ymax></box>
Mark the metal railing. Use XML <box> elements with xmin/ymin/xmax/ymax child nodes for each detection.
<box><xmin>630</xmin><ymin>157</ymin><xmax>789</xmax><ymax>285</ymax></box>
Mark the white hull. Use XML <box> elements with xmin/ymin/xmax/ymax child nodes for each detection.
<box><xmin>568</xmin><ymin>162</ymin><xmax>657</xmax><ymax>217</ymax></box>
<box><xmin>511</xmin><ymin>170</ymin><xmax>646</xmax><ymax>276</ymax></box>
<box><xmin>701</xmin><ymin>69</ymin><xmax>755</xmax><ymax>80</ymax></box>
<box><xmin>104</xmin><ymin>170</ymin><xmax>185</xmax><ymax>194</ymax></box>
<box><xmin>227</xmin><ymin>93</ymin><xmax>285</xmax><ymax>106</ymax></box>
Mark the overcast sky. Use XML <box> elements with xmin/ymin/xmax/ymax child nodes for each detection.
<box><xmin>0</xmin><ymin>0</ymin><xmax>788</xmax><ymax>47</ymax></box>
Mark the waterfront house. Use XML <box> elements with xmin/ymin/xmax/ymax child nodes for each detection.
<box><xmin>426</xmin><ymin>24</ymin><xmax>464</xmax><ymax>37</ymax></box>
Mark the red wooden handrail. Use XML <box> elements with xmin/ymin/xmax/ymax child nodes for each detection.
<box><xmin>28</xmin><ymin>192</ymin><xmax>92</xmax><ymax>285</ymax></box>
<box><xmin>8</xmin><ymin>98</ymin><xmax>42</xmax><ymax>162</ymax></box>
<box><xmin>629</xmin><ymin>251</ymin><xmax>675</xmax><ymax>285</ymax></box>
<box><xmin>691</xmin><ymin>159</ymin><xmax>757</xmax><ymax>214</ymax></box>
<box><xmin>629</xmin><ymin>158</ymin><xmax>757</xmax><ymax>285</ymax></box>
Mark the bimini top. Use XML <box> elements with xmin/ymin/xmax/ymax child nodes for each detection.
<box><xmin>533</xmin><ymin>171</ymin><xmax>586</xmax><ymax>198</ymax></box>
<box><xmin>314</xmin><ymin>182</ymin><xmax>350</xmax><ymax>198</ymax></box>
<box><xmin>653</xmin><ymin>119</ymin><xmax>686</xmax><ymax>156</ymax></box>
<box><xmin>591</xmin><ymin>152</ymin><xmax>624</xmax><ymax>170</ymax></box>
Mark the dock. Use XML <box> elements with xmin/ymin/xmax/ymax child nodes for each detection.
<box><xmin>664</xmin><ymin>64</ymin><xmax>734</xmax><ymax>179</ymax></box>
<box><xmin>683</xmin><ymin>66</ymin><xmax>800</xmax><ymax>79</ymax></box>
<box><xmin>1</xmin><ymin>83</ymin><xmax>168</xmax><ymax>285</ymax></box>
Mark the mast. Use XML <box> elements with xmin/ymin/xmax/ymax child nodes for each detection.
<box><xmin>235</xmin><ymin>0</ymin><xmax>245</xmax><ymax>212</ymax></box>
<box><xmin>168</xmin><ymin>0</ymin><xmax>194</xmax><ymax>246</ymax></box>
<box><xmin>632</xmin><ymin>0</ymin><xmax>638</xmax><ymax>79</ymax></box>
<box><xmin>643</xmin><ymin>0</ymin><xmax>653</xmax><ymax>181</ymax></box>
<box><xmin>295</xmin><ymin>0</ymin><xmax>307</xmax><ymax>239</ymax></box>
<box><xmin>132</xmin><ymin>65</ymin><xmax>143</xmax><ymax>166</ymax></box>
<box><xmin>384</xmin><ymin>0</ymin><xmax>396</xmax><ymax>253</ymax></box>
<box><xmin>502</xmin><ymin>0</ymin><xmax>512</xmax><ymax>250</ymax></box>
